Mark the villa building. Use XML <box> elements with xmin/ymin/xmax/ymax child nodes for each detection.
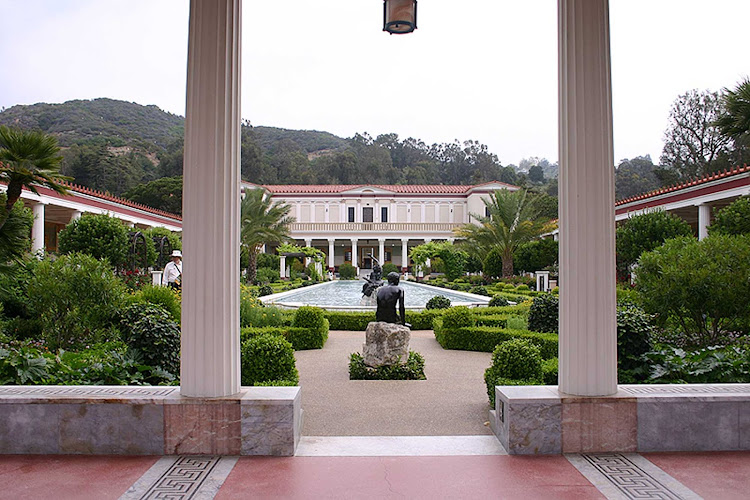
<box><xmin>244</xmin><ymin>180</ymin><xmax>519</xmax><ymax>273</ymax></box>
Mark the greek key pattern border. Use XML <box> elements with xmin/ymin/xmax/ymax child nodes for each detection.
<box><xmin>0</xmin><ymin>386</ymin><xmax>177</xmax><ymax>397</ymax></box>
<box><xmin>622</xmin><ymin>385</ymin><xmax>750</xmax><ymax>395</ymax></box>
<box><xmin>581</xmin><ymin>454</ymin><xmax>682</xmax><ymax>500</ymax></box>
<box><xmin>141</xmin><ymin>456</ymin><xmax>220</xmax><ymax>500</ymax></box>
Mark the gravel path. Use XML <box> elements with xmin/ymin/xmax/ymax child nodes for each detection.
<box><xmin>294</xmin><ymin>330</ymin><xmax>493</xmax><ymax>436</ymax></box>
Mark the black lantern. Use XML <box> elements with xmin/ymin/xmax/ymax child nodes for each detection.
<box><xmin>383</xmin><ymin>0</ymin><xmax>417</xmax><ymax>34</ymax></box>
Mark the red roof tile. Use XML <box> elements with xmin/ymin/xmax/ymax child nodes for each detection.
<box><xmin>615</xmin><ymin>164</ymin><xmax>750</xmax><ymax>206</ymax></box>
<box><xmin>260</xmin><ymin>181</ymin><xmax>518</xmax><ymax>194</ymax></box>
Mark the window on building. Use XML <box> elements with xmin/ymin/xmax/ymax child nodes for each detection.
<box><xmin>385</xmin><ymin>251</ymin><xmax>392</xmax><ymax>262</ymax></box>
<box><xmin>348</xmin><ymin>207</ymin><xmax>355</xmax><ymax>222</ymax></box>
<box><xmin>363</xmin><ymin>207</ymin><xmax>374</xmax><ymax>223</ymax></box>
<box><xmin>485</xmin><ymin>206</ymin><xmax>491</xmax><ymax>218</ymax></box>
<box><xmin>381</xmin><ymin>207</ymin><xmax>388</xmax><ymax>222</ymax></box>
<box><xmin>345</xmin><ymin>251</ymin><xmax>352</xmax><ymax>262</ymax></box>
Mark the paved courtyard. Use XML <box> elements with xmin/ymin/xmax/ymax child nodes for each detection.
<box><xmin>294</xmin><ymin>330</ymin><xmax>493</xmax><ymax>436</ymax></box>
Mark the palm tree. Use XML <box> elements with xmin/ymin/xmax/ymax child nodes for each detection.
<box><xmin>455</xmin><ymin>189</ymin><xmax>549</xmax><ymax>277</ymax></box>
<box><xmin>0</xmin><ymin>194</ymin><xmax>33</xmax><ymax>273</ymax></box>
<box><xmin>240</xmin><ymin>188</ymin><xmax>295</xmax><ymax>283</ymax></box>
<box><xmin>716</xmin><ymin>78</ymin><xmax>750</xmax><ymax>138</ymax></box>
<box><xmin>0</xmin><ymin>126</ymin><xmax>70</xmax><ymax>231</ymax></box>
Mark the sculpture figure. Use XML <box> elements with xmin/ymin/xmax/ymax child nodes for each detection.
<box><xmin>360</xmin><ymin>254</ymin><xmax>384</xmax><ymax>305</ymax></box>
<box><xmin>376</xmin><ymin>271</ymin><xmax>406</xmax><ymax>325</ymax></box>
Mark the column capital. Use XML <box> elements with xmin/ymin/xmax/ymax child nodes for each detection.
<box><xmin>327</xmin><ymin>238</ymin><xmax>335</xmax><ymax>244</ymax></box>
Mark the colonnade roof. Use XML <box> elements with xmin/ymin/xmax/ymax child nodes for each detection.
<box><xmin>245</xmin><ymin>180</ymin><xmax>519</xmax><ymax>195</ymax></box>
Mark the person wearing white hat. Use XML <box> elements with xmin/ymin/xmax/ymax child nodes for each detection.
<box><xmin>163</xmin><ymin>250</ymin><xmax>183</xmax><ymax>289</ymax></box>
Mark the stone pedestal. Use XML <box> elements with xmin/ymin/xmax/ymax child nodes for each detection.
<box><xmin>362</xmin><ymin>322</ymin><xmax>410</xmax><ymax>368</ymax></box>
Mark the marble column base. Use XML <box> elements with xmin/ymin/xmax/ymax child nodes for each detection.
<box><xmin>0</xmin><ymin>385</ymin><xmax>301</xmax><ymax>456</ymax></box>
<box><xmin>492</xmin><ymin>384</ymin><xmax>750</xmax><ymax>454</ymax></box>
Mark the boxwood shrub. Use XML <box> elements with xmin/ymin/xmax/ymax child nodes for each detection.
<box><xmin>349</xmin><ymin>351</ymin><xmax>426</xmax><ymax>380</ymax></box>
<box><xmin>484</xmin><ymin>339</ymin><xmax>543</xmax><ymax>406</ymax></box>
<box><xmin>240</xmin><ymin>333</ymin><xmax>299</xmax><ymax>386</ymax></box>
<box><xmin>322</xmin><ymin>309</ymin><xmax>439</xmax><ymax>331</ymax></box>
<box><xmin>426</xmin><ymin>295</ymin><xmax>451</xmax><ymax>310</ymax></box>
<box><xmin>119</xmin><ymin>303</ymin><xmax>181</xmax><ymax>376</ymax></box>
<box><xmin>528</xmin><ymin>293</ymin><xmax>559</xmax><ymax>333</ymax></box>
<box><xmin>434</xmin><ymin>318</ymin><xmax>558</xmax><ymax>358</ymax></box>
<box><xmin>240</xmin><ymin>318</ymin><xmax>329</xmax><ymax>351</ymax></box>
<box><xmin>474</xmin><ymin>314</ymin><xmax>510</xmax><ymax>328</ymax></box>
<box><xmin>488</xmin><ymin>295</ymin><xmax>509</xmax><ymax>307</ymax></box>
<box><xmin>484</xmin><ymin>376</ymin><xmax>539</xmax><ymax>408</ymax></box>
<box><xmin>542</xmin><ymin>357</ymin><xmax>558</xmax><ymax>385</ymax></box>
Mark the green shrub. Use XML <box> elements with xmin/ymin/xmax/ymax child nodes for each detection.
<box><xmin>483</xmin><ymin>248</ymin><xmax>504</xmax><ymax>278</ymax></box>
<box><xmin>616</xmin><ymin>284</ymin><xmax>641</xmax><ymax>305</ymax></box>
<box><xmin>241</xmin><ymin>334</ymin><xmax>299</xmax><ymax>385</ymax></box>
<box><xmin>119</xmin><ymin>303</ymin><xmax>181</xmax><ymax>375</ymax></box>
<box><xmin>241</xmin><ymin>303</ymin><xmax>286</xmax><ymax>328</ymax></box>
<box><xmin>241</xmin><ymin>323</ymin><xmax>328</xmax><ymax>350</ymax></box>
<box><xmin>483</xmin><ymin>339</ymin><xmax>544</xmax><ymax>406</ymax></box>
<box><xmin>643</xmin><ymin>345</ymin><xmax>750</xmax><ymax>383</ymax></box>
<box><xmin>292</xmin><ymin>306</ymin><xmax>329</xmax><ymax>349</ymax></box>
<box><xmin>616</xmin><ymin>210</ymin><xmax>693</xmax><ymax>276</ymax></box>
<box><xmin>616</xmin><ymin>303</ymin><xmax>654</xmax><ymax>374</ymax></box>
<box><xmin>324</xmin><ymin>311</ymin><xmax>374</xmax><ymax>330</ymax></box>
<box><xmin>426</xmin><ymin>295</ymin><xmax>451</xmax><ymax>310</ymax></box>
<box><xmin>434</xmin><ymin>319</ymin><xmax>558</xmax><ymax>357</ymax></box>
<box><xmin>257</xmin><ymin>252</ymin><xmax>280</xmax><ymax>269</ymax></box>
<box><xmin>28</xmin><ymin>253</ymin><xmax>126</xmax><ymax>350</ymax></box>
<box><xmin>515</xmin><ymin>284</ymin><xmax>530</xmax><ymax>292</ymax></box>
<box><xmin>130</xmin><ymin>284</ymin><xmax>181</xmax><ymax>323</ymax></box>
<box><xmin>258</xmin><ymin>284</ymin><xmax>274</xmax><ymax>297</ymax></box>
<box><xmin>488</xmin><ymin>295</ymin><xmax>510</xmax><ymax>307</ymax></box>
<box><xmin>637</xmin><ymin>234</ymin><xmax>750</xmax><ymax>347</ymax></box>
<box><xmin>255</xmin><ymin>267</ymin><xmax>279</xmax><ymax>284</ymax></box>
<box><xmin>0</xmin><ymin>257</ymin><xmax>37</xmax><ymax>320</ymax></box>
<box><xmin>710</xmin><ymin>197</ymin><xmax>750</xmax><ymax>236</ymax></box>
<box><xmin>144</xmin><ymin>226</ymin><xmax>182</xmax><ymax>251</ymax></box>
<box><xmin>513</xmin><ymin>239</ymin><xmax>558</xmax><ymax>274</ymax></box>
<box><xmin>58</xmin><ymin>213</ymin><xmax>129</xmax><ymax>268</ymax></box>
<box><xmin>293</xmin><ymin>306</ymin><xmax>325</xmax><ymax>330</ymax></box>
<box><xmin>542</xmin><ymin>357</ymin><xmax>558</xmax><ymax>385</ymax></box>
<box><xmin>348</xmin><ymin>351</ymin><xmax>426</xmax><ymax>380</ymax></box>
<box><xmin>474</xmin><ymin>315</ymin><xmax>510</xmax><ymax>328</ymax></box>
<box><xmin>469</xmin><ymin>285</ymin><xmax>490</xmax><ymax>296</ymax></box>
<box><xmin>528</xmin><ymin>293</ymin><xmax>559</xmax><ymax>333</ymax></box>
<box><xmin>442</xmin><ymin>306</ymin><xmax>474</xmax><ymax>329</ymax></box>
<box><xmin>382</xmin><ymin>263</ymin><xmax>399</xmax><ymax>275</ymax></box>
<box><xmin>338</xmin><ymin>263</ymin><xmax>357</xmax><ymax>279</ymax></box>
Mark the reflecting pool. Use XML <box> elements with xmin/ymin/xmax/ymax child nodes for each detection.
<box><xmin>259</xmin><ymin>280</ymin><xmax>490</xmax><ymax>310</ymax></box>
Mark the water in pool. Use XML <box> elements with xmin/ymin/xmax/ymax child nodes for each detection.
<box><xmin>263</xmin><ymin>280</ymin><xmax>489</xmax><ymax>308</ymax></box>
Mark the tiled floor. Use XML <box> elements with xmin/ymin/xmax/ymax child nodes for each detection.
<box><xmin>1</xmin><ymin>449</ymin><xmax>750</xmax><ymax>499</ymax></box>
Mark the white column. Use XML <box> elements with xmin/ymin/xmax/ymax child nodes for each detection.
<box><xmin>305</xmin><ymin>239</ymin><xmax>312</xmax><ymax>248</ymax></box>
<box><xmin>420</xmin><ymin>203</ymin><xmax>426</xmax><ymax>223</ymax></box>
<box><xmin>31</xmin><ymin>203</ymin><xmax>45</xmax><ymax>254</ymax></box>
<box><xmin>279</xmin><ymin>255</ymin><xmax>287</xmax><ymax>278</ymax></box>
<box><xmin>181</xmin><ymin>0</ymin><xmax>241</xmax><ymax>398</ymax></box>
<box><xmin>70</xmin><ymin>210</ymin><xmax>82</xmax><ymax>222</ymax></box>
<box><xmin>401</xmin><ymin>239</ymin><xmax>409</xmax><ymax>270</ymax></box>
<box><xmin>356</xmin><ymin>200</ymin><xmax>362</xmax><ymax>222</ymax></box>
<box><xmin>351</xmin><ymin>238</ymin><xmax>358</xmax><ymax>273</ymax></box>
<box><xmin>378</xmin><ymin>238</ymin><xmax>385</xmax><ymax>265</ymax></box>
<box><xmin>558</xmin><ymin>0</ymin><xmax>617</xmax><ymax>397</ymax></box>
<box><xmin>328</xmin><ymin>239</ymin><xmax>335</xmax><ymax>270</ymax></box>
<box><xmin>698</xmin><ymin>204</ymin><xmax>711</xmax><ymax>240</ymax></box>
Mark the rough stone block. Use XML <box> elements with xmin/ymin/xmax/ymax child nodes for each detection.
<box><xmin>362</xmin><ymin>321</ymin><xmax>410</xmax><ymax>367</ymax></box>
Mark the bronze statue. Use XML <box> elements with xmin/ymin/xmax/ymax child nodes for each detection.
<box><xmin>376</xmin><ymin>271</ymin><xmax>406</xmax><ymax>325</ymax></box>
<box><xmin>361</xmin><ymin>254</ymin><xmax>384</xmax><ymax>299</ymax></box>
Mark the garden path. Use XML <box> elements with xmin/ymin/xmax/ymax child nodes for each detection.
<box><xmin>294</xmin><ymin>330</ymin><xmax>493</xmax><ymax>436</ymax></box>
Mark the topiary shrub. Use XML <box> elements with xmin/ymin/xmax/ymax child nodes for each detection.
<box><xmin>483</xmin><ymin>248</ymin><xmax>504</xmax><ymax>278</ymax></box>
<box><xmin>241</xmin><ymin>333</ymin><xmax>299</xmax><ymax>385</ymax></box>
<box><xmin>130</xmin><ymin>284</ymin><xmax>181</xmax><ymax>323</ymax></box>
<box><xmin>515</xmin><ymin>284</ymin><xmax>530</xmax><ymax>292</ymax></box>
<box><xmin>27</xmin><ymin>253</ymin><xmax>126</xmax><ymax>350</ymax></box>
<box><xmin>382</xmin><ymin>263</ymin><xmax>399</xmax><ymax>275</ymax></box>
<box><xmin>441</xmin><ymin>306</ymin><xmax>474</xmax><ymax>329</ymax></box>
<box><xmin>258</xmin><ymin>284</ymin><xmax>274</xmax><ymax>297</ymax></box>
<box><xmin>119</xmin><ymin>303</ymin><xmax>181</xmax><ymax>376</ymax></box>
<box><xmin>484</xmin><ymin>339</ymin><xmax>543</xmax><ymax>406</ymax></box>
<box><xmin>290</xmin><ymin>306</ymin><xmax>329</xmax><ymax>349</ymax></box>
<box><xmin>58</xmin><ymin>213</ymin><xmax>130</xmax><ymax>268</ymax></box>
<box><xmin>488</xmin><ymin>295</ymin><xmax>510</xmax><ymax>307</ymax></box>
<box><xmin>349</xmin><ymin>351</ymin><xmax>426</xmax><ymax>380</ymax></box>
<box><xmin>426</xmin><ymin>295</ymin><xmax>451</xmax><ymax>310</ymax></box>
<box><xmin>469</xmin><ymin>285</ymin><xmax>490</xmax><ymax>296</ymax></box>
<box><xmin>528</xmin><ymin>293</ymin><xmax>559</xmax><ymax>333</ymax></box>
<box><xmin>293</xmin><ymin>306</ymin><xmax>326</xmax><ymax>330</ymax></box>
<box><xmin>338</xmin><ymin>262</ymin><xmax>357</xmax><ymax>280</ymax></box>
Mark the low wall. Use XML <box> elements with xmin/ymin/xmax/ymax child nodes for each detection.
<box><xmin>490</xmin><ymin>384</ymin><xmax>750</xmax><ymax>454</ymax></box>
<box><xmin>0</xmin><ymin>386</ymin><xmax>301</xmax><ymax>456</ymax></box>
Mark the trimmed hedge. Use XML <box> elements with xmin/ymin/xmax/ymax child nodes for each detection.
<box><xmin>323</xmin><ymin>310</ymin><xmax>439</xmax><ymax>331</ymax></box>
<box><xmin>349</xmin><ymin>351</ymin><xmax>426</xmax><ymax>380</ymax></box>
<box><xmin>434</xmin><ymin>318</ymin><xmax>558</xmax><ymax>358</ymax></box>
<box><xmin>484</xmin><ymin>339</ymin><xmax>543</xmax><ymax>407</ymax></box>
<box><xmin>542</xmin><ymin>357</ymin><xmax>558</xmax><ymax>385</ymax></box>
<box><xmin>240</xmin><ymin>334</ymin><xmax>299</xmax><ymax>386</ymax></box>
<box><xmin>474</xmin><ymin>314</ymin><xmax>510</xmax><ymax>328</ymax></box>
<box><xmin>240</xmin><ymin>318</ymin><xmax>329</xmax><ymax>350</ymax></box>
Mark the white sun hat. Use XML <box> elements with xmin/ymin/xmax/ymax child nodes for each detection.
<box><xmin>171</xmin><ymin>250</ymin><xmax>182</xmax><ymax>258</ymax></box>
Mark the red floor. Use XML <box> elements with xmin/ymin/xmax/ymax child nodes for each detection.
<box><xmin>645</xmin><ymin>451</ymin><xmax>750</xmax><ymax>500</ymax></box>
<box><xmin>216</xmin><ymin>456</ymin><xmax>604</xmax><ymax>500</ymax></box>
<box><xmin>0</xmin><ymin>455</ymin><xmax>158</xmax><ymax>500</ymax></box>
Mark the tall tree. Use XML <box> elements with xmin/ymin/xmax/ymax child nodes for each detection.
<box><xmin>0</xmin><ymin>194</ymin><xmax>33</xmax><ymax>272</ymax></box>
<box><xmin>0</xmin><ymin>126</ymin><xmax>69</xmax><ymax>230</ymax></box>
<box><xmin>455</xmin><ymin>189</ymin><xmax>548</xmax><ymax>277</ymax></box>
<box><xmin>716</xmin><ymin>78</ymin><xmax>750</xmax><ymax>166</ymax></box>
<box><xmin>240</xmin><ymin>188</ymin><xmax>295</xmax><ymax>283</ymax></box>
<box><xmin>660</xmin><ymin>89</ymin><xmax>732</xmax><ymax>180</ymax></box>
<box><xmin>615</xmin><ymin>155</ymin><xmax>660</xmax><ymax>199</ymax></box>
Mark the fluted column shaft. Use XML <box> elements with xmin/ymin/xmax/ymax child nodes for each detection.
<box><xmin>558</xmin><ymin>0</ymin><xmax>617</xmax><ymax>396</ymax></box>
<box><xmin>698</xmin><ymin>204</ymin><xmax>711</xmax><ymax>240</ymax></box>
<box><xmin>181</xmin><ymin>0</ymin><xmax>242</xmax><ymax>397</ymax></box>
<box><xmin>328</xmin><ymin>239</ymin><xmax>335</xmax><ymax>270</ymax></box>
<box><xmin>31</xmin><ymin>203</ymin><xmax>45</xmax><ymax>254</ymax></box>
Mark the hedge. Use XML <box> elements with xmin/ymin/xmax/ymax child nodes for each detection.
<box><xmin>434</xmin><ymin>318</ymin><xmax>558</xmax><ymax>358</ymax></box>
<box><xmin>473</xmin><ymin>314</ymin><xmax>510</xmax><ymax>328</ymax></box>
<box><xmin>240</xmin><ymin>319</ymin><xmax>329</xmax><ymax>350</ymax></box>
<box><xmin>323</xmin><ymin>310</ymin><xmax>439</xmax><ymax>331</ymax></box>
<box><xmin>349</xmin><ymin>351</ymin><xmax>426</xmax><ymax>380</ymax></box>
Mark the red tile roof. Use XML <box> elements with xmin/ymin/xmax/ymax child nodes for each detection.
<box><xmin>615</xmin><ymin>164</ymin><xmax>750</xmax><ymax>206</ymax></box>
<box><xmin>260</xmin><ymin>181</ymin><xmax>518</xmax><ymax>194</ymax></box>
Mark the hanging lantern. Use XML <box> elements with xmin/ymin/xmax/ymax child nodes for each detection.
<box><xmin>383</xmin><ymin>0</ymin><xmax>417</xmax><ymax>34</ymax></box>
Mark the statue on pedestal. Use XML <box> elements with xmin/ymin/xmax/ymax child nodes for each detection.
<box><xmin>360</xmin><ymin>254</ymin><xmax>384</xmax><ymax>306</ymax></box>
<box><xmin>376</xmin><ymin>271</ymin><xmax>406</xmax><ymax>326</ymax></box>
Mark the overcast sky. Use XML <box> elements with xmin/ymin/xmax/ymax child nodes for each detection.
<box><xmin>1</xmin><ymin>0</ymin><xmax>748</xmax><ymax>167</ymax></box>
